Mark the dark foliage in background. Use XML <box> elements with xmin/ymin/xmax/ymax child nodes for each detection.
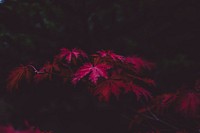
<box><xmin>0</xmin><ymin>0</ymin><xmax>200</xmax><ymax>133</ymax></box>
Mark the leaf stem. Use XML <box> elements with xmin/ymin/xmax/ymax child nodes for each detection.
<box><xmin>27</xmin><ymin>65</ymin><xmax>44</xmax><ymax>74</ymax></box>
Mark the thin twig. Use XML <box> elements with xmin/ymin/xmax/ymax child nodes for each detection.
<box><xmin>143</xmin><ymin>102</ymin><xmax>179</xmax><ymax>130</ymax></box>
<box><xmin>27</xmin><ymin>65</ymin><xmax>45</xmax><ymax>74</ymax></box>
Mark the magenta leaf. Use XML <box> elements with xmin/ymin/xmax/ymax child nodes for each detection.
<box><xmin>7</xmin><ymin>65</ymin><xmax>33</xmax><ymax>91</ymax></box>
<box><xmin>59</xmin><ymin>48</ymin><xmax>87</xmax><ymax>63</ymax></box>
<box><xmin>94</xmin><ymin>79</ymin><xmax>126</xmax><ymax>101</ymax></box>
<box><xmin>97</xmin><ymin>50</ymin><xmax>125</xmax><ymax>62</ymax></box>
<box><xmin>125</xmin><ymin>82</ymin><xmax>152</xmax><ymax>101</ymax></box>
<box><xmin>72</xmin><ymin>63</ymin><xmax>112</xmax><ymax>84</ymax></box>
<box><xmin>126</xmin><ymin>56</ymin><xmax>155</xmax><ymax>73</ymax></box>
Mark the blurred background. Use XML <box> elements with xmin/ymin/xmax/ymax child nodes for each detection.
<box><xmin>0</xmin><ymin>0</ymin><xmax>200</xmax><ymax>133</ymax></box>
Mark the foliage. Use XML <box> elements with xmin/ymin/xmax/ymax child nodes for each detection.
<box><xmin>5</xmin><ymin>48</ymin><xmax>200</xmax><ymax>133</ymax></box>
<box><xmin>1</xmin><ymin>0</ymin><xmax>200</xmax><ymax>133</ymax></box>
<box><xmin>7</xmin><ymin>48</ymin><xmax>154</xmax><ymax>102</ymax></box>
<box><xmin>6</xmin><ymin>65</ymin><xmax>33</xmax><ymax>91</ymax></box>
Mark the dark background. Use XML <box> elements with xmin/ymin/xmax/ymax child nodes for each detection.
<box><xmin>0</xmin><ymin>0</ymin><xmax>200</xmax><ymax>133</ymax></box>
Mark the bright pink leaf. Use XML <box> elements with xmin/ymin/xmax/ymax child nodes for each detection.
<box><xmin>59</xmin><ymin>48</ymin><xmax>87</xmax><ymax>63</ymax></box>
<box><xmin>72</xmin><ymin>63</ymin><xmax>111</xmax><ymax>84</ymax></box>
<box><xmin>97</xmin><ymin>50</ymin><xmax>124</xmax><ymax>62</ymax></box>
<box><xmin>126</xmin><ymin>56</ymin><xmax>155</xmax><ymax>73</ymax></box>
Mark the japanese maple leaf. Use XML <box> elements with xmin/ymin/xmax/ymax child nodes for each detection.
<box><xmin>34</xmin><ymin>62</ymin><xmax>60</xmax><ymax>82</ymax></box>
<box><xmin>126</xmin><ymin>56</ymin><xmax>155</xmax><ymax>73</ymax></box>
<box><xmin>125</xmin><ymin>82</ymin><xmax>152</xmax><ymax>101</ymax></box>
<box><xmin>94</xmin><ymin>79</ymin><xmax>126</xmax><ymax>101</ymax></box>
<box><xmin>58</xmin><ymin>48</ymin><xmax>87</xmax><ymax>63</ymax></box>
<box><xmin>97</xmin><ymin>50</ymin><xmax>124</xmax><ymax>62</ymax></box>
<box><xmin>72</xmin><ymin>63</ymin><xmax>111</xmax><ymax>84</ymax></box>
<box><xmin>128</xmin><ymin>75</ymin><xmax>156</xmax><ymax>87</ymax></box>
<box><xmin>7</xmin><ymin>65</ymin><xmax>33</xmax><ymax>91</ymax></box>
<box><xmin>177</xmin><ymin>92</ymin><xmax>200</xmax><ymax>116</ymax></box>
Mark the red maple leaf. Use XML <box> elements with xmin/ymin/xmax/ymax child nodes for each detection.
<box><xmin>126</xmin><ymin>56</ymin><xmax>155</xmax><ymax>73</ymax></box>
<box><xmin>94</xmin><ymin>70</ymin><xmax>152</xmax><ymax>101</ymax></box>
<box><xmin>177</xmin><ymin>92</ymin><xmax>200</xmax><ymax>116</ymax></box>
<box><xmin>94</xmin><ymin>79</ymin><xmax>126</xmax><ymax>101</ymax></box>
<box><xmin>127</xmin><ymin>74</ymin><xmax>156</xmax><ymax>87</ymax></box>
<box><xmin>58</xmin><ymin>48</ymin><xmax>87</xmax><ymax>63</ymax></box>
<box><xmin>7</xmin><ymin>65</ymin><xmax>33</xmax><ymax>91</ymax></box>
<box><xmin>125</xmin><ymin>82</ymin><xmax>152</xmax><ymax>101</ymax></box>
<box><xmin>97</xmin><ymin>50</ymin><xmax>125</xmax><ymax>62</ymax></box>
<box><xmin>72</xmin><ymin>63</ymin><xmax>111</xmax><ymax>84</ymax></box>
